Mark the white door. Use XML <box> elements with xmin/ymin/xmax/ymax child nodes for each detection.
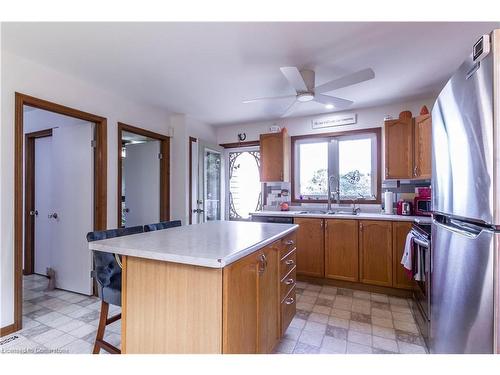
<box><xmin>122</xmin><ymin>141</ymin><xmax>161</xmax><ymax>227</ymax></box>
<box><xmin>50</xmin><ymin>123</ymin><xmax>94</xmax><ymax>295</ymax></box>
<box><xmin>34</xmin><ymin>136</ymin><xmax>53</xmax><ymax>275</ymax></box>
<box><xmin>194</xmin><ymin>142</ymin><xmax>224</xmax><ymax>223</ymax></box>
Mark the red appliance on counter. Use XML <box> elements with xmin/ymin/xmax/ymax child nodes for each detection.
<box><xmin>414</xmin><ymin>197</ymin><xmax>432</xmax><ymax>216</ymax></box>
<box><xmin>396</xmin><ymin>200</ymin><xmax>413</xmax><ymax>215</ymax></box>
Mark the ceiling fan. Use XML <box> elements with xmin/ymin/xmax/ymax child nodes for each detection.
<box><xmin>243</xmin><ymin>67</ymin><xmax>375</xmax><ymax>117</ymax></box>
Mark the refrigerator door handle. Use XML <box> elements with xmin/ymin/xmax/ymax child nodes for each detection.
<box><xmin>432</xmin><ymin>216</ymin><xmax>483</xmax><ymax>239</ymax></box>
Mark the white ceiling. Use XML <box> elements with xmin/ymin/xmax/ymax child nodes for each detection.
<box><xmin>4</xmin><ymin>22</ymin><xmax>500</xmax><ymax>125</ymax></box>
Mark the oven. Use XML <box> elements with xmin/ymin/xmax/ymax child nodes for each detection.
<box><xmin>410</xmin><ymin>221</ymin><xmax>431</xmax><ymax>348</ymax></box>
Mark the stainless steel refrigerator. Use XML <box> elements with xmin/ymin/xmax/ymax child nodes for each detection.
<box><xmin>431</xmin><ymin>29</ymin><xmax>499</xmax><ymax>354</ymax></box>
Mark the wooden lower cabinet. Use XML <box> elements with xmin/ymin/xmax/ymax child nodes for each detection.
<box><xmin>294</xmin><ymin>218</ymin><xmax>325</xmax><ymax>277</ymax></box>
<box><xmin>325</xmin><ymin>219</ymin><xmax>359</xmax><ymax>282</ymax></box>
<box><xmin>257</xmin><ymin>245</ymin><xmax>280</xmax><ymax>354</ymax></box>
<box><xmin>223</xmin><ymin>242</ymin><xmax>282</xmax><ymax>354</ymax></box>
<box><xmin>222</xmin><ymin>250</ymin><xmax>259</xmax><ymax>353</ymax></box>
<box><xmin>359</xmin><ymin>220</ymin><xmax>393</xmax><ymax>287</ymax></box>
<box><xmin>392</xmin><ymin>221</ymin><xmax>414</xmax><ymax>289</ymax></box>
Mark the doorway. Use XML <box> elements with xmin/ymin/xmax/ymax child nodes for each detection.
<box><xmin>189</xmin><ymin>139</ymin><xmax>224</xmax><ymax>224</ymax></box>
<box><xmin>12</xmin><ymin>93</ymin><xmax>107</xmax><ymax>334</ymax></box>
<box><xmin>117</xmin><ymin>123</ymin><xmax>170</xmax><ymax>228</ymax></box>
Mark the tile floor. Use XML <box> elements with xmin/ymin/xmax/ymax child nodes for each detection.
<box><xmin>0</xmin><ymin>274</ymin><xmax>121</xmax><ymax>354</ymax></box>
<box><xmin>1</xmin><ymin>275</ymin><xmax>427</xmax><ymax>354</ymax></box>
<box><xmin>274</xmin><ymin>281</ymin><xmax>428</xmax><ymax>354</ymax></box>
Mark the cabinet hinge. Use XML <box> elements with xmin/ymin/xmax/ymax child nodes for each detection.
<box><xmin>91</xmin><ymin>140</ymin><xmax>97</xmax><ymax>148</ymax></box>
<box><xmin>158</xmin><ymin>153</ymin><xmax>163</xmax><ymax>159</ymax></box>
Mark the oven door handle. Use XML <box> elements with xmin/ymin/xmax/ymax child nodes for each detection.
<box><xmin>412</xmin><ymin>237</ymin><xmax>429</xmax><ymax>248</ymax></box>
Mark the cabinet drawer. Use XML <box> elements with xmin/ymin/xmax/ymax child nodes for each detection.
<box><xmin>280</xmin><ymin>266</ymin><xmax>296</xmax><ymax>302</ymax></box>
<box><xmin>281</xmin><ymin>286</ymin><xmax>296</xmax><ymax>335</ymax></box>
<box><xmin>280</xmin><ymin>249</ymin><xmax>296</xmax><ymax>280</ymax></box>
<box><xmin>280</xmin><ymin>231</ymin><xmax>297</xmax><ymax>258</ymax></box>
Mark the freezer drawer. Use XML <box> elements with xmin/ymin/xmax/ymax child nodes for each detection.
<box><xmin>430</xmin><ymin>217</ymin><xmax>494</xmax><ymax>353</ymax></box>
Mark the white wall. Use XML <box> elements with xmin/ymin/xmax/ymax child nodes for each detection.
<box><xmin>169</xmin><ymin>114</ymin><xmax>217</xmax><ymax>224</ymax></box>
<box><xmin>0</xmin><ymin>50</ymin><xmax>173</xmax><ymax>328</ymax></box>
<box><xmin>216</xmin><ymin>97</ymin><xmax>437</xmax><ymax>144</ymax></box>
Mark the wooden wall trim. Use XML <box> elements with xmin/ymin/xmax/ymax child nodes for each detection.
<box><xmin>117</xmin><ymin>122</ymin><xmax>171</xmax><ymax>227</ymax></box>
<box><xmin>290</xmin><ymin>127</ymin><xmax>382</xmax><ymax>204</ymax></box>
<box><xmin>0</xmin><ymin>323</ymin><xmax>17</xmax><ymax>338</ymax></box>
<box><xmin>13</xmin><ymin>92</ymin><xmax>108</xmax><ymax>334</ymax></box>
<box><xmin>219</xmin><ymin>140</ymin><xmax>260</xmax><ymax>149</ymax></box>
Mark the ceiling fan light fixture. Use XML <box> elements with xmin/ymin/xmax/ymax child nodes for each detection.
<box><xmin>325</xmin><ymin>104</ymin><xmax>334</xmax><ymax>109</ymax></box>
<box><xmin>297</xmin><ymin>92</ymin><xmax>314</xmax><ymax>102</ymax></box>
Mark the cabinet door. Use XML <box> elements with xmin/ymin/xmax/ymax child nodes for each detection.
<box><xmin>414</xmin><ymin>114</ymin><xmax>432</xmax><ymax>179</ymax></box>
<box><xmin>359</xmin><ymin>220</ymin><xmax>393</xmax><ymax>287</ymax></box>
<box><xmin>385</xmin><ymin>118</ymin><xmax>413</xmax><ymax>179</ymax></box>
<box><xmin>392</xmin><ymin>221</ymin><xmax>414</xmax><ymax>289</ymax></box>
<box><xmin>222</xmin><ymin>252</ymin><xmax>258</xmax><ymax>354</ymax></box>
<box><xmin>325</xmin><ymin>219</ymin><xmax>359</xmax><ymax>282</ymax></box>
<box><xmin>260</xmin><ymin>132</ymin><xmax>283</xmax><ymax>181</ymax></box>
<box><xmin>294</xmin><ymin>218</ymin><xmax>325</xmax><ymax>277</ymax></box>
<box><xmin>257</xmin><ymin>245</ymin><xmax>280</xmax><ymax>354</ymax></box>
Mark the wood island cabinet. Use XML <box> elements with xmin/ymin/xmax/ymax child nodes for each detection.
<box><xmin>223</xmin><ymin>244</ymin><xmax>280</xmax><ymax>354</ymax></box>
<box><xmin>392</xmin><ymin>221</ymin><xmax>414</xmax><ymax>290</ymax></box>
<box><xmin>259</xmin><ymin>130</ymin><xmax>290</xmax><ymax>182</ymax></box>
<box><xmin>359</xmin><ymin>220</ymin><xmax>393</xmax><ymax>287</ymax></box>
<box><xmin>325</xmin><ymin>219</ymin><xmax>359</xmax><ymax>282</ymax></box>
<box><xmin>294</xmin><ymin>217</ymin><xmax>325</xmax><ymax>277</ymax></box>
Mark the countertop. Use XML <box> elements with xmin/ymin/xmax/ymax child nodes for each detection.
<box><xmin>88</xmin><ymin>221</ymin><xmax>298</xmax><ymax>268</ymax></box>
<box><xmin>251</xmin><ymin>210</ymin><xmax>432</xmax><ymax>223</ymax></box>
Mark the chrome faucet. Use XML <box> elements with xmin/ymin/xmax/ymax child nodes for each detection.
<box><xmin>327</xmin><ymin>175</ymin><xmax>340</xmax><ymax>213</ymax></box>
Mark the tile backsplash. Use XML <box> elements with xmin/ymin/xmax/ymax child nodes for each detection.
<box><xmin>263</xmin><ymin>179</ymin><xmax>431</xmax><ymax>212</ymax></box>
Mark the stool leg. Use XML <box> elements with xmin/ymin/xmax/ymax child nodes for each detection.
<box><xmin>93</xmin><ymin>301</ymin><xmax>109</xmax><ymax>354</ymax></box>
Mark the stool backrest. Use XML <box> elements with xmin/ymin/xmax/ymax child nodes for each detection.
<box><xmin>143</xmin><ymin>220</ymin><xmax>182</xmax><ymax>232</ymax></box>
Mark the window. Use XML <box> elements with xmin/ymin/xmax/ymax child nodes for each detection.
<box><xmin>293</xmin><ymin>129</ymin><xmax>379</xmax><ymax>202</ymax></box>
<box><xmin>227</xmin><ymin>147</ymin><xmax>262</xmax><ymax>220</ymax></box>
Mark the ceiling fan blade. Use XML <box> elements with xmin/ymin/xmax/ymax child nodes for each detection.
<box><xmin>243</xmin><ymin>94</ymin><xmax>296</xmax><ymax>104</ymax></box>
<box><xmin>315</xmin><ymin>68</ymin><xmax>375</xmax><ymax>94</ymax></box>
<box><xmin>280</xmin><ymin>100</ymin><xmax>299</xmax><ymax>118</ymax></box>
<box><xmin>314</xmin><ymin>94</ymin><xmax>354</xmax><ymax>108</ymax></box>
<box><xmin>280</xmin><ymin>67</ymin><xmax>308</xmax><ymax>92</ymax></box>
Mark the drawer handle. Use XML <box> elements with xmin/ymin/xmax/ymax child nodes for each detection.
<box><xmin>285</xmin><ymin>278</ymin><xmax>294</xmax><ymax>285</ymax></box>
<box><xmin>285</xmin><ymin>297</ymin><xmax>295</xmax><ymax>305</ymax></box>
<box><xmin>284</xmin><ymin>240</ymin><xmax>295</xmax><ymax>246</ymax></box>
<box><xmin>285</xmin><ymin>259</ymin><xmax>295</xmax><ymax>265</ymax></box>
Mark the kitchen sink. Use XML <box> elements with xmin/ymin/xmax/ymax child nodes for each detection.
<box><xmin>296</xmin><ymin>210</ymin><xmax>358</xmax><ymax>215</ymax></box>
<box><xmin>336</xmin><ymin>211</ymin><xmax>359</xmax><ymax>216</ymax></box>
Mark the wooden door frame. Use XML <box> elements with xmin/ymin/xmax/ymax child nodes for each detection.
<box><xmin>117</xmin><ymin>122</ymin><xmax>170</xmax><ymax>227</ymax></box>
<box><xmin>24</xmin><ymin>129</ymin><xmax>53</xmax><ymax>276</ymax></box>
<box><xmin>9</xmin><ymin>92</ymin><xmax>108</xmax><ymax>336</ymax></box>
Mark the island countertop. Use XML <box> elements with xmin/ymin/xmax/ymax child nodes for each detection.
<box><xmin>88</xmin><ymin>221</ymin><xmax>298</xmax><ymax>268</ymax></box>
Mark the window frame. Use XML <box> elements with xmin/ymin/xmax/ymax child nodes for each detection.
<box><xmin>291</xmin><ymin>127</ymin><xmax>381</xmax><ymax>204</ymax></box>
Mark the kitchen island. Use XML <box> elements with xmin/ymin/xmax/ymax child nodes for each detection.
<box><xmin>88</xmin><ymin>221</ymin><xmax>298</xmax><ymax>354</ymax></box>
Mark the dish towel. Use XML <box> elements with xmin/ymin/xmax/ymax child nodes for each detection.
<box><xmin>401</xmin><ymin>231</ymin><xmax>414</xmax><ymax>279</ymax></box>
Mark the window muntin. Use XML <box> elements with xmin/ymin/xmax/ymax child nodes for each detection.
<box><xmin>294</xmin><ymin>131</ymin><xmax>378</xmax><ymax>201</ymax></box>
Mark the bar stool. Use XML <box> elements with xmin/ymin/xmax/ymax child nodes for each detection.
<box><xmin>86</xmin><ymin>225</ymin><xmax>143</xmax><ymax>354</ymax></box>
<box><xmin>143</xmin><ymin>220</ymin><xmax>182</xmax><ymax>232</ymax></box>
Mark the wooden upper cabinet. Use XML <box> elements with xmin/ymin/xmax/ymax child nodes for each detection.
<box><xmin>294</xmin><ymin>218</ymin><xmax>325</xmax><ymax>278</ymax></box>
<box><xmin>384</xmin><ymin>115</ymin><xmax>414</xmax><ymax>179</ymax></box>
<box><xmin>259</xmin><ymin>130</ymin><xmax>290</xmax><ymax>182</ymax></box>
<box><xmin>325</xmin><ymin>219</ymin><xmax>359</xmax><ymax>282</ymax></box>
<box><xmin>392</xmin><ymin>221</ymin><xmax>414</xmax><ymax>290</ymax></box>
<box><xmin>359</xmin><ymin>220</ymin><xmax>393</xmax><ymax>287</ymax></box>
<box><xmin>257</xmin><ymin>245</ymin><xmax>279</xmax><ymax>354</ymax></box>
<box><xmin>414</xmin><ymin>113</ymin><xmax>432</xmax><ymax>179</ymax></box>
<box><xmin>222</xmin><ymin>252</ymin><xmax>258</xmax><ymax>354</ymax></box>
